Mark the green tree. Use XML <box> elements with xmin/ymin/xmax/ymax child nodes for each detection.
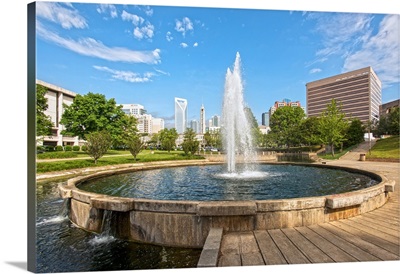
<box><xmin>60</xmin><ymin>92</ymin><xmax>128</xmax><ymax>146</ymax></box>
<box><xmin>148</xmin><ymin>133</ymin><xmax>160</xmax><ymax>149</ymax></box>
<box><xmin>85</xmin><ymin>130</ymin><xmax>112</xmax><ymax>164</ymax></box>
<box><xmin>36</xmin><ymin>84</ymin><xmax>53</xmax><ymax>137</ymax></box>
<box><xmin>269</xmin><ymin>106</ymin><xmax>306</xmax><ymax>148</ymax></box>
<box><xmin>377</xmin><ymin>107</ymin><xmax>399</xmax><ymax>135</ymax></box>
<box><xmin>204</xmin><ymin>131</ymin><xmax>222</xmax><ymax>150</ymax></box>
<box><xmin>318</xmin><ymin>99</ymin><xmax>349</xmax><ymax>157</ymax></box>
<box><xmin>299</xmin><ymin>116</ymin><xmax>321</xmax><ymax>148</ymax></box>
<box><xmin>181</xmin><ymin>128</ymin><xmax>200</xmax><ymax>155</ymax></box>
<box><xmin>159</xmin><ymin>128</ymin><xmax>178</xmax><ymax>152</ymax></box>
<box><xmin>244</xmin><ymin>107</ymin><xmax>262</xmax><ymax>146</ymax></box>
<box><xmin>344</xmin><ymin>119</ymin><xmax>365</xmax><ymax>147</ymax></box>
<box><xmin>125</xmin><ymin>134</ymin><xmax>144</xmax><ymax>161</ymax></box>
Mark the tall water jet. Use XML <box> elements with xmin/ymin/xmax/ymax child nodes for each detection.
<box><xmin>222</xmin><ymin>52</ymin><xmax>258</xmax><ymax>173</ymax></box>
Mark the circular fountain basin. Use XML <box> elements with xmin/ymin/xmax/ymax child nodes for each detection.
<box><xmin>78</xmin><ymin>164</ymin><xmax>378</xmax><ymax>201</ymax></box>
<box><xmin>58</xmin><ymin>160</ymin><xmax>395</xmax><ymax>248</ymax></box>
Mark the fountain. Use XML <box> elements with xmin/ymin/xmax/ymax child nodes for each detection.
<box><xmin>58</xmin><ymin>53</ymin><xmax>393</xmax><ymax>249</ymax></box>
<box><xmin>222</xmin><ymin>52</ymin><xmax>257</xmax><ymax>173</ymax></box>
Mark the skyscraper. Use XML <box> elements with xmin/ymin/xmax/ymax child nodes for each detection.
<box><xmin>175</xmin><ymin>97</ymin><xmax>188</xmax><ymax>134</ymax></box>
<box><xmin>306</xmin><ymin>66</ymin><xmax>381</xmax><ymax>124</ymax></box>
<box><xmin>261</xmin><ymin>112</ymin><xmax>269</xmax><ymax>126</ymax></box>
<box><xmin>200</xmin><ymin>104</ymin><xmax>206</xmax><ymax>134</ymax></box>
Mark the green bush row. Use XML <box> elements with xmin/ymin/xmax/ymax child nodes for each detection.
<box><xmin>37</xmin><ymin>145</ymin><xmax>85</xmax><ymax>152</ymax></box>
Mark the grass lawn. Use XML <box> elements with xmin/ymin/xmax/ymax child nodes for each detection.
<box><xmin>36</xmin><ymin>150</ymin><xmax>204</xmax><ymax>173</ymax></box>
<box><xmin>367</xmin><ymin>136</ymin><xmax>399</xmax><ymax>161</ymax></box>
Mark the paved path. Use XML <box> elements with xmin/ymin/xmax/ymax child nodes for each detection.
<box><xmin>216</xmin><ymin>159</ymin><xmax>399</xmax><ymax>267</ymax></box>
<box><xmin>339</xmin><ymin>140</ymin><xmax>376</xmax><ymax>161</ymax></box>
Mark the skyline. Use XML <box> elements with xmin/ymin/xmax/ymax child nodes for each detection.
<box><xmin>35</xmin><ymin>1</ymin><xmax>399</xmax><ymax>129</ymax></box>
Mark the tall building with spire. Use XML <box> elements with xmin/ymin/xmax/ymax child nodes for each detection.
<box><xmin>200</xmin><ymin>104</ymin><xmax>206</xmax><ymax>134</ymax></box>
<box><xmin>174</xmin><ymin>97</ymin><xmax>188</xmax><ymax>134</ymax></box>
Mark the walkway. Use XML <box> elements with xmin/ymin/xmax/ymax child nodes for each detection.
<box><xmin>339</xmin><ymin>139</ymin><xmax>376</xmax><ymax>161</ymax></box>
<box><xmin>215</xmin><ymin>159</ymin><xmax>399</xmax><ymax>267</ymax></box>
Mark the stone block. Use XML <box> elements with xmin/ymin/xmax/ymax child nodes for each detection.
<box><xmin>90</xmin><ymin>196</ymin><xmax>135</xmax><ymax>212</ymax></box>
<box><xmin>197</xmin><ymin>201</ymin><xmax>256</xmax><ymax>216</ymax></box>
<box><xmin>133</xmin><ymin>199</ymin><xmax>199</xmax><ymax>213</ymax></box>
<box><xmin>385</xmin><ymin>180</ymin><xmax>396</xmax><ymax>192</ymax></box>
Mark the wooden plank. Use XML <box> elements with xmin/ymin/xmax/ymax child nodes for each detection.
<box><xmin>254</xmin><ymin>230</ymin><xmax>287</xmax><ymax>265</ymax></box>
<box><xmin>295</xmin><ymin>226</ymin><xmax>357</xmax><ymax>262</ymax></box>
<box><xmin>268</xmin><ymin>229</ymin><xmax>310</xmax><ymax>264</ymax></box>
<box><xmin>281</xmin><ymin>228</ymin><xmax>334</xmax><ymax>263</ymax></box>
<box><xmin>371</xmin><ymin>208</ymin><xmax>400</xmax><ymax>219</ymax></box>
<box><xmin>363</xmin><ymin>212</ymin><xmax>400</xmax><ymax>228</ymax></box>
<box><xmin>218</xmin><ymin>233</ymin><xmax>241</xmax><ymax>267</ymax></box>
<box><xmin>344</xmin><ymin>219</ymin><xmax>399</xmax><ymax>244</ymax></box>
<box><xmin>307</xmin><ymin>225</ymin><xmax>381</xmax><ymax>262</ymax></box>
<box><xmin>330</xmin><ymin>221</ymin><xmax>400</xmax><ymax>255</ymax></box>
<box><xmin>320</xmin><ymin>222</ymin><xmax>399</xmax><ymax>261</ymax></box>
<box><xmin>357</xmin><ymin>214</ymin><xmax>400</xmax><ymax>232</ymax></box>
<box><xmin>239</xmin><ymin>232</ymin><xmax>265</xmax><ymax>266</ymax></box>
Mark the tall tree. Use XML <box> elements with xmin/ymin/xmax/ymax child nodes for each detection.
<box><xmin>299</xmin><ymin>116</ymin><xmax>321</xmax><ymax>148</ymax></box>
<box><xmin>181</xmin><ymin>128</ymin><xmax>200</xmax><ymax>155</ymax></box>
<box><xmin>159</xmin><ymin>128</ymin><xmax>178</xmax><ymax>152</ymax></box>
<box><xmin>60</xmin><ymin>92</ymin><xmax>128</xmax><ymax>146</ymax></box>
<box><xmin>269</xmin><ymin>106</ymin><xmax>306</xmax><ymax>148</ymax></box>
<box><xmin>318</xmin><ymin>99</ymin><xmax>349</xmax><ymax>157</ymax></box>
<box><xmin>85</xmin><ymin>130</ymin><xmax>112</xmax><ymax>164</ymax></box>
<box><xmin>244</xmin><ymin>107</ymin><xmax>262</xmax><ymax>146</ymax></box>
<box><xmin>344</xmin><ymin>118</ymin><xmax>365</xmax><ymax>147</ymax></box>
<box><xmin>125</xmin><ymin>134</ymin><xmax>144</xmax><ymax>161</ymax></box>
<box><xmin>36</xmin><ymin>84</ymin><xmax>53</xmax><ymax>137</ymax></box>
<box><xmin>377</xmin><ymin>107</ymin><xmax>399</xmax><ymax>136</ymax></box>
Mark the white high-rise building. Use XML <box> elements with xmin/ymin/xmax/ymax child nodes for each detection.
<box><xmin>175</xmin><ymin>97</ymin><xmax>188</xmax><ymax>134</ymax></box>
<box><xmin>121</xmin><ymin>104</ymin><xmax>146</xmax><ymax>116</ymax></box>
<box><xmin>152</xmin><ymin>118</ymin><xmax>165</xmax><ymax>134</ymax></box>
<box><xmin>200</xmin><ymin>104</ymin><xmax>206</xmax><ymax>134</ymax></box>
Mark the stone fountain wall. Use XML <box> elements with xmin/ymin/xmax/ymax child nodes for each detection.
<box><xmin>58</xmin><ymin>161</ymin><xmax>395</xmax><ymax>248</ymax></box>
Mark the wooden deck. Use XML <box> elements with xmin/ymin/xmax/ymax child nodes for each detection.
<box><xmin>217</xmin><ymin>161</ymin><xmax>400</xmax><ymax>267</ymax></box>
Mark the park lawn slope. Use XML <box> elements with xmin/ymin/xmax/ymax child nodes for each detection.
<box><xmin>367</xmin><ymin>136</ymin><xmax>399</xmax><ymax>162</ymax></box>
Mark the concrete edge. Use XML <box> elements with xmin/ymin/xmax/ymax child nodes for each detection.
<box><xmin>197</xmin><ymin>228</ymin><xmax>223</xmax><ymax>267</ymax></box>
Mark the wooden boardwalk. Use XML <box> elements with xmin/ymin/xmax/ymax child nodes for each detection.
<box><xmin>217</xmin><ymin>161</ymin><xmax>400</xmax><ymax>267</ymax></box>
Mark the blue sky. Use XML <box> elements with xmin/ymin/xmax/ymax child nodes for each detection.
<box><xmin>35</xmin><ymin>1</ymin><xmax>399</xmax><ymax>128</ymax></box>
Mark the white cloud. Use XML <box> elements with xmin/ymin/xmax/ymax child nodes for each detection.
<box><xmin>180</xmin><ymin>43</ymin><xmax>188</xmax><ymax>48</ymax></box>
<box><xmin>193</xmin><ymin>42</ymin><xmax>198</xmax><ymax>47</ymax></box>
<box><xmin>175</xmin><ymin>17</ymin><xmax>194</xmax><ymax>37</ymax></box>
<box><xmin>121</xmin><ymin>10</ymin><xmax>144</xmax><ymax>26</ymax></box>
<box><xmin>133</xmin><ymin>23</ymin><xmax>154</xmax><ymax>40</ymax></box>
<box><xmin>36</xmin><ymin>2</ymin><xmax>87</xmax><ymax>29</ymax></box>
<box><xmin>154</xmin><ymin>68</ymin><xmax>170</xmax><ymax>76</ymax></box>
<box><xmin>121</xmin><ymin>10</ymin><xmax>154</xmax><ymax>41</ymax></box>
<box><xmin>166</xmin><ymin>31</ymin><xmax>173</xmax><ymax>42</ymax></box>
<box><xmin>343</xmin><ymin>14</ymin><xmax>400</xmax><ymax>86</ymax></box>
<box><xmin>97</xmin><ymin>4</ymin><xmax>118</xmax><ymax>19</ymax></box>
<box><xmin>36</xmin><ymin>22</ymin><xmax>161</xmax><ymax>64</ymax></box>
<box><xmin>93</xmin><ymin>66</ymin><xmax>154</xmax><ymax>83</ymax></box>
<box><xmin>309</xmin><ymin>68</ymin><xmax>322</xmax><ymax>74</ymax></box>
<box><xmin>307</xmin><ymin>12</ymin><xmax>373</xmax><ymax>62</ymax></box>
<box><xmin>143</xmin><ymin>6</ymin><xmax>154</xmax><ymax>16</ymax></box>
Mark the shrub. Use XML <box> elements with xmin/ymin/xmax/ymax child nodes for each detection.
<box><xmin>81</xmin><ymin>145</ymin><xmax>87</xmax><ymax>151</ymax></box>
<box><xmin>73</xmin><ymin>146</ymin><xmax>80</xmax><ymax>151</ymax></box>
<box><xmin>65</xmin><ymin>145</ymin><xmax>72</xmax><ymax>151</ymax></box>
<box><xmin>55</xmin><ymin>145</ymin><xmax>64</xmax><ymax>151</ymax></box>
